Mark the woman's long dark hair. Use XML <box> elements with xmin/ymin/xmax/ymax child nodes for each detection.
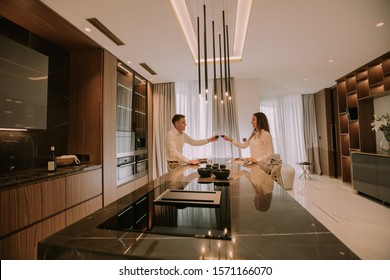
<box><xmin>249</xmin><ymin>112</ymin><xmax>270</xmax><ymax>140</ymax></box>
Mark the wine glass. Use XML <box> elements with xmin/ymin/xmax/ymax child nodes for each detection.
<box><xmin>220</xmin><ymin>130</ymin><xmax>226</xmax><ymax>139</ymax></box>
<box><xmin>214</xmin><ymin>130</ymin><xmax>220</xmax><ymax>140</ymax></box>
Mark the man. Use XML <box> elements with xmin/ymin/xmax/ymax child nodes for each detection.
<box><xmin>165</xmin><ymin>114</ymin><xmax>216</xmax><ymax>165</ymax></box>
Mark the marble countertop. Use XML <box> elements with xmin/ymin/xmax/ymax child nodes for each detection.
<box><xmin>0</xmin><ymin>165</ymin><xmax>101</xmax><ymax>191</ymax></box>
<box><xmin>38</xmin><ymin>161</ymin><xmax>358</xmax><ymax>260</ymax></box>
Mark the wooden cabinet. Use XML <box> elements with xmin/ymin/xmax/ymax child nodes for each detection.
<box><xmin>0</xmin><ymin>177</ymin><xmax>66</xmax><ymax>238</ymax></box>
<box><xmin>336</xmin><ymin>51</ymin><xmax>390</xmax><ymax>182</ymax></box>
<box><xmin>65</xmin><ymin>169</ymin><xmax>102</xmax><ymax>207</ymax></box>
<box><xmin>69</xmin><ymin>50</ymin><xmax>151</xmax><ymax>206</ymax></box>
<box><xmin>314</xmin><ymin>87</ymin><xmax>341</xmax><ymax>177</ymax></box>
<box><xmin>352</xmin><ymin>152</ymin><xmax>390</xmax><ymax>204</ymax></box>
<box><xmin>0</xmin><ymin>168</ymin><xmax>102</xmax><ymax>259</ymax></box>
<box><xmin>115</xmin><ymin>65</ymin><xmax>149</xmax><ymax>188</ymax></box>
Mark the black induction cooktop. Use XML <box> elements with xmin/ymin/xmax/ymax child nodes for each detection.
<box><xmin>98</xmin><ymin>181</ymin><xmax>231</xmax><ymax>240</ymax></box>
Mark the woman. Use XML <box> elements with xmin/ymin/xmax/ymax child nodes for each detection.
<box><xmin>223</xmin><ymin>112</ymin><xmax>274</xmax><ymax>164</ymax></box>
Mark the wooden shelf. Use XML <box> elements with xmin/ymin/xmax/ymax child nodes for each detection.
<box><xmin>340</xmin><ymin>114</ymin><xmax>349</xmax><ymax>134</ymax></box>
<box><xmin>357</xmin><ymin>79</ymin><xmax>369</xmax><ymax>99</ymax></box>
<box><xmin>336</xmin><ymin>51</ymin><xmax>389</xmax><ymax>182</ymax></box>
<box><xmin>341</xmin><ymin>157</ymin><xmax>351</xmax><ymax>182</ymax></box>
<box><xmin>337</xmin><ymin>81</ymin><xmax>347</xmax><ymax>113</ymax></box>
<box><xmin>346</xmin><ymin>76</ymin><xmax>356</xmax><ymax>93</ymax></box>
<box><xmin>368</xmin><ymin>63</ymin><xmax>383</xmax><ymax>86</ymax></box>
<box><xmin>356</xmin><ymin>69</ymin><xmax>368</xmax><ymax>81</ymax></box>
<box><xmin>350</xmin><ymin>148</ymin><xmax>361</xmax><ymax>152</ymax></box>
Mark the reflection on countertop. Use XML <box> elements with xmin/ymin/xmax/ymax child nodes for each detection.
<box><xmin>38</xmin><ymin>160</ymin><xmax>359</xmax><ymax>260</ymax></box>
<box><xmin>0</xmin><ymin>165</ymin><xmax>101</xmax><ymax>190</ymax></box>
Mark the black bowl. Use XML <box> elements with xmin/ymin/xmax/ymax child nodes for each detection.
<box><xmin>214</xmin><ymin>169</ymin><xmax>230</xmax><ymax>180</ymax></box>
<box><xmin>197</xmin><ymin>167</ymin><xmax>213</xmax><ymax>177</ymax></box>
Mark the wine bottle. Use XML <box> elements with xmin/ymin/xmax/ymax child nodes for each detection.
<box><xmin>48</xmin><ymin>146</ymin><xmax>57</xmax><ymax>171</ymax></box>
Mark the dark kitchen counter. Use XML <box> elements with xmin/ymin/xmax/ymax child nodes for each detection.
<box><xmin>38</xmin><ymin>160</ymin><xmax>358</xmax><ymax>260</ymax></box>
<box><xmin>0</xmin><ymin>165</ymin><xmax>102</xmax><ymax>191</ymax></box>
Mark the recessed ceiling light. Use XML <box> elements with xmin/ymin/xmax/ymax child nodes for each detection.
<box><xmin>328</xmin><ymin>59</ymin><xmax>334</xmax><ymax>63</ymax></box>
<box><xmin>376</xmin><ymin>22</ymin><xmax>384</xmax><ymax>27</ymax></box>
<box><xmin>84</xmin><ymin>27</ymin><xmax>92</xmax><ymax>32</ymax></box>
<box><xmin>304</xmin><ymin>78</ymin><xmax>308</xmax><ymax>81</ymax></box>
<box><xmin>127</xmin><ymin>61</ymin><xmax>132</xmax><ymax>64</ymax></box>
<box><xmin>169</xmin><ymin>0</ymin><xmax>253</xmax><ymax>63</ymax></box>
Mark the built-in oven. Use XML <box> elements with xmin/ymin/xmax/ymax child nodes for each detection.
<box><xmin>136</xmin><ymin>154</ymin><xmax>148</xmax><ymax>174</ymax></box>
<box><xmin>117</xmin><ymin>156</ymin><xmax>135</xmax><ymax>185</ymax></box>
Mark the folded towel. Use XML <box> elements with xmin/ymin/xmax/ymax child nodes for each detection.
<box><xmin>56</xmin><ymin>155</ymin><xmax>81</xmax><ymax>165</ymax></box>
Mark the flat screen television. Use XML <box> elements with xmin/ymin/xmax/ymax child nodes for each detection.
<box><xmin>0</xmin><ymin>34</ymin><xmax>48</xmax><ymax>130</ymax></box>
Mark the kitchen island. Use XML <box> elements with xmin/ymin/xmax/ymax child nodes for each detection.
<box><xmin>38</xmin><ymin>160</ymin><xmax>358</xmax><ymax>259</ymax></box>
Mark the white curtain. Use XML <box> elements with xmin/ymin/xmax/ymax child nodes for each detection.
<box><xmin>175</xmin><ymin>81</ymin><xmax>213</xmax><ymax>160</ymax></box>
<box><xmin>152</xmin><ymin>83</ymin><xmax>176</xmax><ymax>179</ymax></box>
<box><xmin>212</xmin><ymin>78</ymin><xmax>241</xmax><ymax>159</ymax></box>
<box><xmin>302</xmin><ymin>94</ymin><xmax>322</xmax><ymax>174</ymax></box>
<box><xmin>259</xmin><ymin>95</ymin><xmax>306</xmax><ymax>169</ymax></box>
<box><xmin>174</xmin><ymin>79</ymin><xmax>240</xmax><ymax>160</ymax></box>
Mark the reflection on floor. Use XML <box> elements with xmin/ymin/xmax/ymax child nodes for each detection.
<box><xmin>286</xmin><ymin>173</ymin><xmax>390</xmax><ymax>260</ymax></box>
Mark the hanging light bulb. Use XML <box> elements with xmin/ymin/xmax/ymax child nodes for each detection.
<box><xmin>226</xmin><ymin>25</ymin><xmax>231</xmax><ymax>98</ymax></box>
<box><xmin>212</xmin><ymin>20</ymin><xmax>217</xmax><ymax>100</ymax></box>
<box><xmin>223</xmin><ymin>10</ymin><xmax>228</xmax><ymax>97</ymax></box>
<box><xmin>195</xmin><ymin>2</ymin><xmax>234</xmax><ymax>104</ymax></box>
<box><xmin>197</xmin><ymin>16</ymin><xmax>201</xmax><ymax>96</ymax></box>
<box><xmin>218</xmin><ymin>34</ymin><xmax>223</xmax><ymax>102</ymax></box>
<box><xmin>203</xmin><ymin>5</ymin><xmax>208</xmax><ymax>97</ymax></box>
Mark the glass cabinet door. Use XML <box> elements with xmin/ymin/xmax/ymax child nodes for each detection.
<box><xmin>116</xmin><ymin>63</ymin><xmax>133</xmax><ymax>132</ymax></box>
<box><xmin>116</xmin><ymin>63</ymin><xmax>148</xmax><ymax>184</ymax></box>
<box><xmin>133</xmin><ymin>74</ymin><xmax>147</xmax><ymax>133</ymax></box>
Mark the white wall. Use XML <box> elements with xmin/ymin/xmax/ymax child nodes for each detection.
<box><xmin>373</xmin><ymin>95</ymin><xmax>390</xmax><ymax>154</ymax></box>
<box><xmin>234</xmin><ymin>77</ymin><xmax>298</xmax><ymax>157</ymax></box>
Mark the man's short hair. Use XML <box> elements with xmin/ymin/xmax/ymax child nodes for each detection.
<box><xmin>172</xmin><ymin>114</ymin><xmax>185</xmax><ymax>125</ymax></box>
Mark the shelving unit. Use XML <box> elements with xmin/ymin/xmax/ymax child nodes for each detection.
<box><xmin>116</xmin><ymin>63</ymin><xmax>148</xmax><ymax>188</ymax></box>
<box><xmin>336</xmin><ymin>51</ymin><xmax>390</xmax><ymax>182</ymax></box>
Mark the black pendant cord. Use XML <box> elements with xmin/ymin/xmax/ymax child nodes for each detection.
<box><xmin>212</xmin><ymin>20</ymin><xmax>217</xmax><ymax>99</ymax></box>
<box><xmin>197</xmin><ymin>16</ymin><xmax>201</xmax><ymax>96</ymax></box>
<box><xmin>226</xmin><ymin>24</ymin><xmax>231</xmax><ymax>99</ymax></box>
<box><xmin>218</xmin><ymin>34</ymin><xmax>223</xmax><ymax>103</ymax></box>
<box><xmin>222</xmin><ymin>10</ymin><xmax>228</xmax><ymax>96</ymax></box>
<box><xmin>203</xmin><ymin>5</ymin><xmax>208</xmax><ymax>101</ymax></box>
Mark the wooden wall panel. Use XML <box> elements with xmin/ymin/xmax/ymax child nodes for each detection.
<box><xmin>0</xmin><ymin>0</ymin><xmax>99</xmax><ymax>51</ymax></box>
<box><xmin>102</xmin><ymin>50</ymin><xmax>118</xmax><ymax>206</ymax></box>
<box><xmin>147</xmin><ymin>82</ymin><xmax>153</xmax><ymax>181</ymax></box>
<box><xmin>68</xmin><ymin>49</ymin><xmax>104</xmax><ymax>165</ymax></box>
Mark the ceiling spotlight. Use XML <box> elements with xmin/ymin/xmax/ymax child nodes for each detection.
<box><xmin>127</xmin><ymin>61</ymin><xmax>132</xmax><ymax>64</ymax></box>
<box><xmin>304</xmin><ymin>78</ymin><xmax>308</xmax><ymax>81</ymax></box>
<box><xmin>376</xmin><ymin>22</ymin><xmax>384</xmax><ymax>27</ymax></box>
<box><xmin>84</xmin><ymin>27</ymin><xmax>92</xmax><ymax>32</ymax></box>
<box><xmin>328</xmin><ymin>59</ymin><xmax>334</xmax><ymax>63</ymax></box>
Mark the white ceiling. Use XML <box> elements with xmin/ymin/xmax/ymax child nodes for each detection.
<box><xmin>41</xmin><ymin>0</ymin><xmax>390</xmax><ymax>95</ymax></box>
